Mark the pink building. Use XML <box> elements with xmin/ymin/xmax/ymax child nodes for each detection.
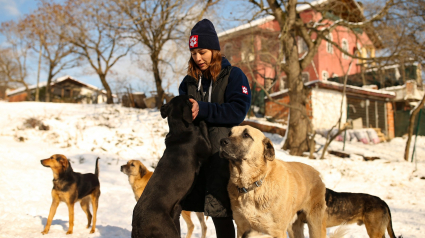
<box><xmin>218</xmin><ymin>0</ymin><xmax>382</xmax><ymax>91</ymax></box>
<box><xmin>218</xmin><ymin>0</ymin><xmax>397</xmax><ymax>138</ymax></box>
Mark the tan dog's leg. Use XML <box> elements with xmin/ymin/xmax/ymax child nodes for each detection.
<box><xmin>234</xmin><ymin>214</ymin><xmax>251</xmax><ymax>238</ymax></box>
<box><xmin>182</xmin><ymin>210</ymin><xmax>194</xmax><ymax>238</ymax></box>
<box><xmin>41</xmin><ymin>192</ymin><xmax>60</xmax><ymax>235</ymax></box>
<box><xmin>80</xmin><ymin>196</ymin><xmax>92</xmax><ymax>228</ymax></box>
<box><xmin>66</xmin><ymin>202</ymin><xmax>75</xmax><ymax>234</ymax></box>
<box><xmin>306</xmin><ymin>208</ymin><xmax>326</xmax><ymax>238</ymax></box>
<box><xmin>90</xmin><ymin>187</ymin><xmax>101</xmax><ymax>234</ymax></box>
<box><xmin>195</xmin><ymin>212</ymin><xmax>207</xmax><ymax>238</ymax></box>
<box><xmin>288</xmin><ymin>214</ymin><xmax>305</xmax><ymax>238</ymax></box>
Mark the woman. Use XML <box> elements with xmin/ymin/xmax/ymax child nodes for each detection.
<box><xmin>179</xmin><ymin>19</ymin><xmax>252</xmax><ymax>238</ymax></box>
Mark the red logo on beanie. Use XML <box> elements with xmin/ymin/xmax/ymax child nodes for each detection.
<box><xmin>242</xmin><ymin>86</ymin><xmax>248</xmax><ymax>95</ymax></box>
<box><xmin>189</xmin><ymin>35</ymin><xmax>198</xmax><ymax>48</ymax></box>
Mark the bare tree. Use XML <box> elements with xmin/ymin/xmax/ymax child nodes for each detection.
<box><xmin>244</xmin><ymin>0</ymin><xmax>394</xmax><ymax>155</ymax></box>
<box><xmin>21</xmin><ymin>1</ymin><xmax>79</xmax><ymax>102</ymax></box>
<box><xmin>61</xmin><ymin>0</ymin><xmax>136</xmax><ymax>104</ymax></box>
<box><xmin>362</xmin><ymin>0</ymin><xmax>424</xmax><ymax>87</ymax></box>
<box><xmin>0</xmin><ymin>21</ymin><xmax>32</xmax><ymax>99</ymax></box>
<box><xmin>404</xmin><ymin>94</ymin><xmax>425</xmax><ymax>161</ymax></box>
<box><xmin>112</xmin><ymin>0</ymin><xmax>219</xmax><ymax>108</ymax></box>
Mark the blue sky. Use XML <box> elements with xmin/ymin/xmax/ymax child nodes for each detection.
<box><xmin>0</xmin><ymin>0</ymin><xmax>252</xmax><ymax>95</ymax></box>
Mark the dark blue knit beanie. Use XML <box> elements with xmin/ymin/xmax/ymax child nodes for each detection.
<box><xmin>189</xmin><ymin>19</ymin><xmax>220</xmax><ymax>51</ymax></box>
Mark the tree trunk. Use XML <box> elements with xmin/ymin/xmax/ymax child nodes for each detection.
<box><xmin>35</xmin><ymin>45</ymin><xmax>42</xmax><ymax>102</ymax></box>
<box><xmin>151</xmin><ymin>54</ymin><xmax>164</xmax><ymax>108</ymax></box>
<box><xmin>98</xmin><ymin>73</ymin><xmax>114</xmax><ymax>104</ymax></box>
<box><xmin>404</xmin><ymin>94</ymin><xmax>425</xmax><ymax>161</ymax></box>
<box><xmin>45</xmin><ymin>70</ymin><xmax>54</xmax><ymax>102</ymax></box>
<box><xmin>281</xmin><ymin>34</ymin><xmax>312</xmax><ymax>156</ymax></box>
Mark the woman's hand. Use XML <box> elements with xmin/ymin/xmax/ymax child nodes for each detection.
<box><xmin>189</xmin><ymin>98</ymin><xmax>199</xmax><ymax>120</ymax></box>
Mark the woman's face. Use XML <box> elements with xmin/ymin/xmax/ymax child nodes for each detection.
<box><xmin>191</xmin><ymin>48</ymin><xmax>212</xmax><ymax>71</ymax></box>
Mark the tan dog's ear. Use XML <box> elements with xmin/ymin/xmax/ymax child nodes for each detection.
<box><xmin>60</xmin><ymin>158</ymin><xmax>69</xmax><ymax>171</ymax></box>
<box><xmin>139</xmin><ymin>165</ymin><xmax>147</xmax><ymax>178</ymax></box>
<box><xmin>263</xmin><ymin>137</ymin><xmax>275</xmax><ymax>161</ymax></box>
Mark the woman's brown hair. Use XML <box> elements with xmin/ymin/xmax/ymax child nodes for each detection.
<box><xmin>187</xmin><ymin>50</ymin><xmax>222</xmax><ymax>82</ymax></box>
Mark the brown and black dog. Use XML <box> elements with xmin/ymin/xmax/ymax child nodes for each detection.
<box><xmin>121</xmin><ymin>159</ymin><xmax>207</xmax><ymax>238</ymax></box>
<box><xmin>40</xmin><ymin>154</ymin><xmax>101</xmax><ymax>235</ymax></box>
<box><xmin>289</xmin><ymin>188</ymin><xmax>402</xmax><ymax>238</ymax></box>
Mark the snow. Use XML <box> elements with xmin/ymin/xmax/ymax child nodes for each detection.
<box><xmin>0</xmin><ymin>101</ymin><xmax>424</xmax><ymax>238</ymax></box>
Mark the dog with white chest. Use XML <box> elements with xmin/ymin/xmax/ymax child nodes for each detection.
<box><xmin>219</xmin><ymin>125</ymin><xmax>327</xmax><ymax>238</ymax></box>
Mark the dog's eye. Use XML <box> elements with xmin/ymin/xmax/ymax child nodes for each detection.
<box><xmin>243</xmin><ymin>133</ymin><xmax>250</xmax><ymax>138</ymax></box>
<box><xmin>131</xmin><ymin>163</ymin><xmax>134</xmax><ymax>166</ymax></box>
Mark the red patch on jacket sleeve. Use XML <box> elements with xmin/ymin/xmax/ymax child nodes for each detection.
<box><xmin>242</xmin><ymin>86</ymin><xmax>248</xmax><ymax>95</ymax></box>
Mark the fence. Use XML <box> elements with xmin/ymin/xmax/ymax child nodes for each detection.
<box><xmin>394</xmin><ymin>109</ymin><xmax>425</xmax><ymax>137</ymax></box>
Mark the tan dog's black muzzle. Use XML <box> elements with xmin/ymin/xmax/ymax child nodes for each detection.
<box><xmin>220</xmin><ymin>138</ymin><xmax>230</xmax><ymax>147</ymax></box>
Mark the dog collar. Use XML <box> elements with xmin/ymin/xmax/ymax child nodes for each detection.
<box><xmin>237</xmin><ymin>176</ymin><xmax>266</xmax><ymax>194</ymax></box>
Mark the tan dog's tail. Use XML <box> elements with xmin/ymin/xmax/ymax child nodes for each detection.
<box><xmin>328</xmin><ymin>224</ymin><xmax>350</xmax><ymax>238</ymax></box>
<box><xmin>95</xmin><ymin>157</ymin><xmax>100</xmax><ymax>178</ymax></box>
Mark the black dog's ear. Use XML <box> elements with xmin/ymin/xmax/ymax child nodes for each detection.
<box><xmin>160</xmin><ymin>103</ymin><xmax>169</xmax><ymax>119</ymax></box>
<box><xmin>263</xmin><ymin>137</ymin><xmax>275</xmax><ymax>161</ymax></box>
<box><xmin>183</xmin><ymin>101</ymin><xmax>193</xmax><ymax>124</ymax></box>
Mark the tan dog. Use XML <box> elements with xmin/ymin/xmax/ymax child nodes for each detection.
<box><xmin>120</xmin><ymin>160</ymin><xmax>207</xmax><ymax>238</ymax></box>
<box><xmin>41</xmin><ymin>154</ymin><xmax>100</xmax><ymax>235</ymax></box>
<box><xmin>219</xmin><ymin>126</ymin><xmax>327</xmax><ymax>238</ymax></box>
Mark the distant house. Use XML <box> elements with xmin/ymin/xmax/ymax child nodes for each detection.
<box><xmin>266</xmin><ymin>80</ymin><xmax>396</xmax><ymax>139</ymax></box>
<box><xmin>6</xmin><ymin>75</ymin><xmax>112</xmax><ymax>104</ymax></box>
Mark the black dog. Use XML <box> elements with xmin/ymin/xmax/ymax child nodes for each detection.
<box><xmin>131</xmin><ymin>95</ymin><xmax>211</xmax><ymax>238</ymax></box>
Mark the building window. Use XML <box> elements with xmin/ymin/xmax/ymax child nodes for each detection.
<box><xmin>322</xmin><ymin>71</ymin><xmax>329</xmax><ymax>81</ymax></box>
<box><xmin>241</xmin><ymin>39</ymin><xmax>255</xmax><ymax>62</ymax></box>
<box><xmin>224</xmin><ymin>43</ymin><xmax>233</xmax><ymax>62</ymax></box>
<box><xmin>279</xmin><ymin>76</ymin><xmax>287</xmax><ymax>90</ymax></box>
<box><xmin>341</xmin><ymin>39</ymin><xmax>349</xmax><ymax>59</ymax></box>
<box><xmin>302</xmin><ymin>72</ymin><xmax>310</xmax><ymax>83</ymax></box>
<box><xmin>326</xmin><ymin>33</ymin><xmax>333</xmax><ymax>54</ymax></box>
<box><xmin>298</xmin><ymin>37</ymin><xmax>308</xmax><ymax>54</ymax></box>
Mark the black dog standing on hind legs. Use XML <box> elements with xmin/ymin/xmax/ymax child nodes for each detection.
<box><xmin>131</xmin><ymin>95</ymin><xmax>212</xmax><ymax>238</ymax></box>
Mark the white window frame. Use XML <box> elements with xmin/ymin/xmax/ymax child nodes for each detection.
<box><xmin>322</xmin><ymin>71</ymin><xmax>329</xmax><ymax>81</ymax></box>
<box><xmin>341</xmin><ymin>39</ymin><xmax>349</xmax><ymax>59</ymax></box>
<box><xmin>326</xmin><ymin>33</ymin><xmax>333</xmax><ymax>54</ymax></box>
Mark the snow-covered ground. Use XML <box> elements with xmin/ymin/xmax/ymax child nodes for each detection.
<box><xmin>0</xmin><ymin>101</ymin><xmax>424</xmax><ymax>238</ymax></box>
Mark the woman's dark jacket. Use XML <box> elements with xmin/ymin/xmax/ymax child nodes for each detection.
<box><xmin>178</xmin><ymin>57</ymin><xmax>251</xmax><ymax>218</ymax></box>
